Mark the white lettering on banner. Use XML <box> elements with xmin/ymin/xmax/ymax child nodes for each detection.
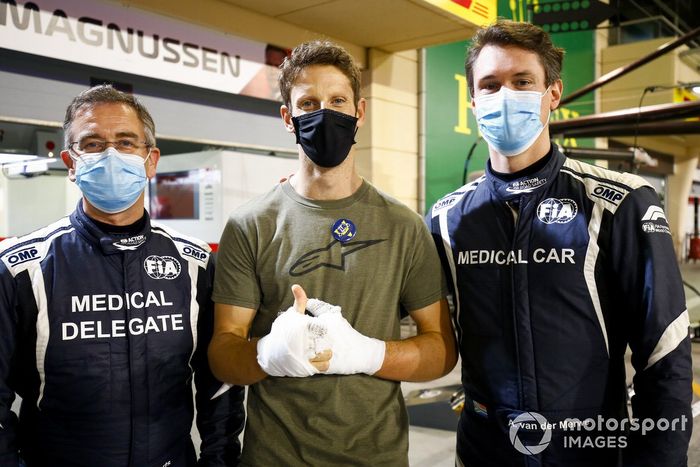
<box><xmin>61</xmin><ymin>314</ymin><xmax>185</xmax><ymax>340</ymax></box>
<box><xmin>457</xmin><ymin>249</ymin><xmax>576</xmax><ymax>265</ymax></box>
<box><xmin>71</xmin><ymin>291</ymin><xmax>173</xmax><ymax>312</ymax></box>
<box><xmin>0</xmin><ymin>0</ymin><xmax>272</xmax><ymax>97</ymax></box>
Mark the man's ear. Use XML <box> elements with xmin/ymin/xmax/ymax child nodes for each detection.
<box><xmin>355</xmin><ymin>98</ymin><xmax>367</xmax><ymax>128</ymax></box>
<box><xmin>281</xmin><ymin>105</ymin><xmax>295</xmax><ymax>134</ymax></box>
<box><xmin>61</xmin><ymin>150</ymin><xmax>76</xmax><ymax>182</ymax></box>
<box><xmin>549</xmin><ymin>79</ymin><xmax>563</xmax><ymax>110</ymax></box>
<box><xmin>145</xmin><ymin>148</ymin><xmax>160</xmax><ymax>180</ymax></box>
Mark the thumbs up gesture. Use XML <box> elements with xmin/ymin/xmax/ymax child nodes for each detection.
<box><xmin>256</xmin><ymin>284</ymin><xmax>333</xmax><ymax>377</ymax></box>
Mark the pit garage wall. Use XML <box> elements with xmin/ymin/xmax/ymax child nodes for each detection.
<box><xmin>423</xmin><ymin>0</ymin><xmax>595</xmax><ymax>212</ymax></box>
<box><xmin>0</xmin><ymin>47</ymin><xmax>295</xmax><ymax>237</ymax></box>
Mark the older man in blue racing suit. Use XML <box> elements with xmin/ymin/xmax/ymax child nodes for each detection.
<box><xmin>0</xmin><ymin>85</ymin><xmax>243</xmax><ymax>466</ymax></box>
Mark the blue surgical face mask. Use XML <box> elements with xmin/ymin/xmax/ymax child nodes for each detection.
<box><xmin>72</xmin><ymin>147</ymin><xmax>149</xmax><ymax>214</ymax></box>
<box><xmin>474</xmin><ymin>86</ymin><xmax>551</xmax><ymax>157</ymax></box>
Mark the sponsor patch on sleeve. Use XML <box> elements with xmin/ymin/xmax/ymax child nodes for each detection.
<box><xmin>640</xmin><ymin>206</ymin><xmax>671</xmax><ymax>235</ymax></box>
<box><xmin>2</xmin><ymin>245</ymin><xmax>41</xmax><ymax>268</ymax></box>
<box><xmin>432</xmin><ymin>192</ymin><xmax>463</xmax><ymax>216</ymax></box>
<box><xmin>591</xmin><ymin>184</ymin><xmax>626</xmax><ymax>205</ymax></box>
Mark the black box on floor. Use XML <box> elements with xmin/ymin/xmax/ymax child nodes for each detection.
<box><xmin>405</xmin><ymin>385</ymin><xmax>461</xmax><ymax>432</ymax></box>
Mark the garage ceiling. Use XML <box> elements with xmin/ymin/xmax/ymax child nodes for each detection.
<box><xmin>216</xmin><ymin>0</ymin><xmax>481</xmax><ymax>51</ymax></box>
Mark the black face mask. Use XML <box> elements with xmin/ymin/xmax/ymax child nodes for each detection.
<box><xmin>291</xmin><ymin>108</ymin><xmax>358</xmax><ymax>168</ymax></box>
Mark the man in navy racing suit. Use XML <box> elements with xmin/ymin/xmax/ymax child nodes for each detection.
<box><xmin>0</xmin><ymin>85</ymin><xmax>244</xmax><ymax>466</ymax></box>
<box><xmin>427</xmin><ymin>20</ymin><xmax>692</xmax><ymax>467</ymax></box>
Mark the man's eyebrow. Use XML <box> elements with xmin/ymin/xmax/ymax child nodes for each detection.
<box><xmin>294</xmin><ymin>94</ymin><xmax>316</xmax><ymax>101</ymax></box>
<box><xmin>77</xmin><ymin>131</ymin><xmax>140</xmax><ymax>140</ymax></box>
<box><xmin>513</xmin><ymin>71</ymin><xmax>536</xmax><ymax>78</ymax></box>
<box><xmin>115</xmin><ymin>131</ymin><xmax>140</xmax><ymax>139</ymax></box>
<box><xmin>477</xmin><ymin>74</ymin><xmax>497</xmax><ymax>82</ymax></box>
<box><xmin>76</xmin><ymin>132</ymin><xmax>100</xmax><ymax>141</ymax></box>
<box><xmin>478</xmin><ymin>71</ymin><xmax>537</xmax><ymax>80</ymax></box>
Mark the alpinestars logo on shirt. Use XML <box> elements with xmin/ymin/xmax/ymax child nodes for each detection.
<box><xmin>289</xmin><ymin>239</ymin><xmax>386</xmax><ymax>276</ymax></box>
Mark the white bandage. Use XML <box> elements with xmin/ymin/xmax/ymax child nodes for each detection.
<box><xmin>306</xmin><ymin>299</ymin><xmax>386</xmax><ymax>375</ymax></box>
<box><xmin>256</xmin><ymin>306</ymin><xmax>328</xmax><ymax>377</ymax></box>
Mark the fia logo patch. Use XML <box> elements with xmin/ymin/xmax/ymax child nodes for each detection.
<box><xmin>144</xmin><ymin>255</ymin><xmax>181</xmax><ymax>280</ymax></box>
<box><xmin>537</xmin><ymin>198</ymin><xmax>578</xmax><ymax>224</ymax></box>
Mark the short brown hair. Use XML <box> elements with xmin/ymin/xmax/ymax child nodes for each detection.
<box><xmin>63</xmin><ymin>84</ymin><xmax>156</xmax><ymax>148</ymax></box>
<box><xmin>278</xmin><ymin>40</ymin><xmax>361</xmax><ymax>108</ymax></box>
<box><xmin>466</xmin><ymin>20</ymin><xmax>564</xmax><ymax>96</ymax></box>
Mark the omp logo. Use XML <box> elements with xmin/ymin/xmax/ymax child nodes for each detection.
<box><xmin>641</xmin><ymin>206</ymin><xmax>667</xmax><ymax>223</ymax></box>
<box><xmin>537</xmin><ymin>198</ymin><xmax>578</xmax><ymax>224</ymax></box>
<box><xmin>509</xmin><ymin>412</ymin><xmax>552</xmax><ymax>455</ymax></box>
<box><xmin>182</xmin><ymin>245</ymin><xmax>208</xmax><ymax>261</ymax></box>
<box><xmin>144</xmin><ymin>255</ymin><xmax>181</xmax><ymax>280</ymax></box>
<box><xmin>5</xmin><ymin>247</ymin><xmax>39</xmax><ymax>265</ymax></box>
<box><xmin>592</xmin><ymin>185</ymin><xmax>624</xmax><ymax>204</ymax></box>
<box><xmin>432</xmin><ymin>193</ymin><xmax>461</xmax><ymax>215</ymax></box>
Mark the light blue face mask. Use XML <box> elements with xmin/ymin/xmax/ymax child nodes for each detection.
<box><xmin>474</xmin><ymin>86</ymin><xmax>551</xmax><ymax>157</ymax></box>
<box><xmin>73</xmin><ymin>147</ymin><xmax>149</xmax><ymax>214</ymax></box>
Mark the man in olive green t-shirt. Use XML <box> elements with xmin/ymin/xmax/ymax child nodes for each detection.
<box><xmin>208</xmin><ymin>40</ymin><xmax>457</xmax><ymax>466</ymax></box>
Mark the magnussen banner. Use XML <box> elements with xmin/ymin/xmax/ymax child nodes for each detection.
<box><xmin>0</xmin><ymin>0</ymin><xmax>288</xmax><ymax>100</ymax></box>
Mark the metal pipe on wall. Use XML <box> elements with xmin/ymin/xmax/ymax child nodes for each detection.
<box><xmin>550</xmin><ymin>100</ymin><xmax>700</xmax><ymax>135</ymax></box>
<box><xmin>559</xmin><ymin>26</ymin><xmax>700</xmax><ymax>106</ymax></box>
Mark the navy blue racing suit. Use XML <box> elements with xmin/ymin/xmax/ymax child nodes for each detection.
<box><xmin>0</xmin><ymin>202</ymin><xmax>244</xmax><ymax>466</ymax></box>
<box><xmin>428</xmin><ymin>146</ymin><xmax>692</xmax><ymax>466</ymax></box>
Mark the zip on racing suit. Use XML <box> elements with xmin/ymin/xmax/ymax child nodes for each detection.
<box><xmin>428</xmin><ymin>145</ymin><xmax>692</xmax><ymax>467</ymax></box>
<box><xmin>0</xmin><ymin>202</ymin><xmax>244</xmax><ymax>467</ymax></box>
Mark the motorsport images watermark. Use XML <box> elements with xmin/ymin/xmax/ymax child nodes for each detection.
<box><xmin>509</xmin><ymin>412</ymin><xmax>689</xmax><ymax>455</ymax></box>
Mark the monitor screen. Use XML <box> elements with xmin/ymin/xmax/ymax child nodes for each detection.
<box><xmin>149</xmin><ymin>170</ymin><xmax>200</xmax><ymax>220</ymax></box>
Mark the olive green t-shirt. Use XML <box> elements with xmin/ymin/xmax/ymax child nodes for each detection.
<box><xmin>213</xmin><ymin>179</ymin><xmax>446</xmax><ymax>466</ymax></box>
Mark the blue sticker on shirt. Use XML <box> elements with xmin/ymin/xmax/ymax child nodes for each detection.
<box><xmin>331</xmin><ymin>219</ymin><xmax>356</xmax><ymax>243</ymax></box>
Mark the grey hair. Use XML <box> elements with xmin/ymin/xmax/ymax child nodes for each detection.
<box><xmin>63</xmin><ymin>84</ymin><xmax>156</xmax><ymax>148</ymax></box>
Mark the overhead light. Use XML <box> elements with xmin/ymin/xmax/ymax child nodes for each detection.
<box><xmin>678</xmin><ymin>81</ymin><xmax>700</xmax><ymax>96</ymax></box>
<box><xmin>646</xmin><ymin>82</ymin><xmax>700</xmax><ymax>95</ymax></box>
<box><xmin>2</xmin><ymin>159</ymin><xmax>56</xmax><ymax>177</ymax></box>
<box><xmin>0</xmin><ymin>153</ymin><xmax>39</xmax><ymax>164</ymax></box>
<box><xmin>0</xmin><ymin>153</ymin><xmax>57</xmax><ymax>178</ymax></box>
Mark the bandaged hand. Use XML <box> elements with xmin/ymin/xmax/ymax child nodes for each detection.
<box><xmin>306</xmin><ymin>298</ymin><xmax>386</xmax><ymax>375</ymax></box>
<box><xmin>256</xmin><ymin>286</ymin><xmax>332</xmax><ymax>377</ymax></box>
<box><xmin>257</xmin><ymin>307</ymin><xmax>331</xmax><ymax>377</ymax></box>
